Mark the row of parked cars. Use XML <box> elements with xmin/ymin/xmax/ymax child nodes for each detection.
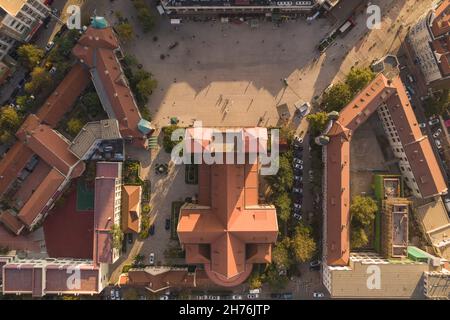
<box><xmin>292</xmin><ymin>137</ymin><xmax>304</xmax><ymax>221</ymax></box>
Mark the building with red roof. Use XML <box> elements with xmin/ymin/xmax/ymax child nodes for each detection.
<box><xmin>408</xmin><ymin>0</ymin><xmax>450</xmax><ymax>87</ymax></box>
<box><xmin>177</xmin><ymin>128</ymin><xmax>278</xmax><ymax>287</ymax></box>
<box><xmin>93</xmin><ymin>162</ymin><xmax>122</xmax><ymax>265</ymax></box>
<box><xmin>321</xmin><ymin>74</ymin><xmax>447</xmax><ymax>268</ymax></box>
<box><xmin>72</xmin><ymin>19</ymin><xmax>152</xmax><ymax>147</ymax></box>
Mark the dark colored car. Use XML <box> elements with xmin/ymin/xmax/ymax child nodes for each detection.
<box><xmin>165</xmin><ymin>219</ymin><xmax>170</xmax><ymax>230</ymax></box>
<box><xmin>149</xmin><ymin>224</ymin><xmax>155</xmax><ymax>236</ymax></box>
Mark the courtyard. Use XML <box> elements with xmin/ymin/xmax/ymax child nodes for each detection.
<box><xmin>82</xmin><ymin>0</ymin><xmax>437</xmax><ymax>287</ymax></box>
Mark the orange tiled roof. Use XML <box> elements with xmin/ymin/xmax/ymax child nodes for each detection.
<box><xmin>0</xmin><ymin>142</ymin><xmax>34</xmax><ymax>196</ymax></box>
<box><xmin>431</xmin><ymin>0</ymin><xmax>450</xmax><ymax>38</ymax></box>
<box><xmin>2</xmin><ymin>263</ymin><xmax>100</xmax><ymax>295</ymax></box>
<box><xmin>36</xmin><ymin>64</ymin><xmax>90</xmax><ymax>128</ymax></box>
<box><xmin>17</xmin><ymin>168</ymin><xmax>65</xmax><ymax>227</ymax></box>
<box><xmin>178</xmin><ymin>162</ymin><xmax>278</xmax><ymax>286</ymax></box>
<box><xmin>0</xmin><ymin>210</ymin><xmax>25</xmax><ymax>236</ymax></box>
<box><xmin>18</xmin><ymin>118</ymin><xmax>84</xmax><ymax>178</ymax></box>
<box><xmin>121</xmin><ymin>185</ymin><xmax>141</xmax><ymax>233</ymax></box>
<box><xmin>73</xmin><ymin>26</ymin><xmax>144</xmax><ymax>141</ymax></box>
<box><xmin>93</xmin><ymin>162</ymin><xmax>121</xmax><ymax>265</ymax></box>
<box><xmin>325</xmin><ymin>74</ymin><xmax>447</xmax><ymax>266</ymax></box>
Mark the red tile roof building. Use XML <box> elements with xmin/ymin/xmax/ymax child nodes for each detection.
<box><xmin>121</xmin><ymin>185</ymin><xmax>142</xmax><ymax>234</ymax></box>
<box><xmin>2</xmin><ymin>260</ymin><xmax>103</xmax><ymax>297</ymax></box>
<box><xmin>0</xmin><ymin>114</ymin><xmax>86</xmax><ymax>233</ymax></box>
<box><xmin>177</xmin><ymin>128</ymin><xmax>278</xmax><ymax>287</ymax></box>
<box><xmin>93</xmin><ymin>162</ymin><xmax>122</xmax><ymax>265</ymax></box>
<box><xmin>322</xmin><ymin>74</ymin><xmax>447</xmax><ymax>267</ymax></box>
<box><xmin>73</xmin><ymin>26</ymin><xmax>149</xmax><ymax>146</ymax></box>
<box><xmin>408</xmin><ymin>0</ymin><xmax>450</xmax><ymax>86</ymax></box>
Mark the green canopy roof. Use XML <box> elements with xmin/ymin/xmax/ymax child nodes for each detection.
<box><xmin>138</xmin><ymin>119</ymin><xmax>153</xmax><ymax>135</ymax></box>
<box><xmin>91</xmin><ymin>16</ymin><xmax>109</xmax><ymax>29</ymax></box>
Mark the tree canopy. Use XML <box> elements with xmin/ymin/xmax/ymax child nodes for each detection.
<box><xmin>17</xmin><ymin>44</ymin><xmax>44</xmax><ymax>70</ymax></box>
<box><xmin>274</xmin><ymin>193</ymin><xmax>292</xmax><ymax>223</ymax></box>
<box><xmin>132</xmin><ymin>0</ymin><xmax>156</xmax><ymax>33</ymax></box>
<box><xmin>25</xmin><ymin>67</ymin><xmax>52</xmax><ymax>94</ymax></box>
<box><xmin>345</xmin><ymin>67</ymin><xmax>376</xmax><ymax>93</ymax></box>
<box><xmin>350</xmin><ymin>195</ymin><xmax>378</xmax><ymax>227</ymax></box>
<box><xmin>67</xmin><ymin>118</ymin><xmax>84</xmax><ymax>137</ymax></box>
<box><xmin>307</xmin><ymin>112</ymin><xmax>329</xmax><ymax>135</ymax></box>
<box><xmin>116</xmin><ymin>22</ymin><xmax>134</xmax><ymax>42</ymax></box>
<box><xmin>272</xmin><ymin>237</ymin><xmax>292</xmax><ymax>269</ymax></box>
<box><xmin>322</xmin><ymin>82</ymin><xmax>353</xmax><ymax>112</ymax></box>
<box><xmin>0</xmin><ymin>106</ymin><xmax>21</xmax><ymax>131</ymax></box>
<box><xmin>291</xmin><ymin>224</ymin><xmax>317</xmax><ymax>263</ymax></box>
<box><xmin>424</xmin><ymin>89</ymin><xmax>450</xmax><ymax>117</ymax></box>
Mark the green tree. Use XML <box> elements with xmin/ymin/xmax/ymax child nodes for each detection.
<box><xmin>248</xmin><ymin>271</ymin><xmax>263</xmax><ymax>290</ymax></box>
<box><xmin>351</xmin><ymin>227</ymin><xmax>369</xmax><ymax>249</ymax></box>
<box><xmin>137</xmin><ymin>77</ymin><xmax>158</xmax><ymax>98</ymax></box>
<box><xmin>274</xmin><ymin>192</ymin><xmax>292</xmax><ymax>222</ymax></box>
<box><xmin>17</xmin><ymin>44</ymin><xmax>44</xmax><ymax>70</ymax></box>
<box><xmin>291</xmin><ymin>224</ymin><xmax>317</xmax><ymax>263</ymax></box>
<box><xmin>111</xmin><ymin>224</ymin><xmax>124</xmax><ymax>251</ymax></box>
<box><xmin>82</xmin><ymin>91</ymin><xmax>103</xmax><ymax>117</ymax></box>
<box><xmin>162</xmin><ymin>125</ymin><xmax>182</xmax><ymax>153</ymax></box>
<box><xmin>322</xmin><ymin>82</ymin><xmax>352</xmax><ymax>112</ymax></box>
<box><xmin>272</xmin><ymin>237</ymin><xmax>292</xmax><ymax>269</ymax></box>
<box><xmin>67</xmin><ymin>118</ymin><xmax>83</xmax><ymax>136</ymax></box>
<box><xmin>350</xmin><ymin>195</ymin><xmax>378</xmax><ymax>227</ymax></box>
<box><xmin>345</xmin><ymin>67</ymin><xmax>375</xmax><ymax>94</ymax></box>
<box><xmin>15</xmin><ymin>95</ymin><xmax>35</xmax><ymax>112</ymax></box>
<box><xmin>116</xmin><ymin>22</ymin><xmax>134</xmax><ymax>42</ymax></box>
<box><xmin>0</xmin><ymin>106</ymin><xmax>21</xmax><ymax>130</ymax></box>
<box><xmin>424</xmin><ymin>89</ymin><xmax>450</xmax><ymax>117</ymax></box>
<box><xmin>25</xmin><ymin>67</ymin><xmax>52</xmax><ymax>94</ymax></box>
<box><xmin>132</xmin><ymin>0</ymin><xmax>156</xmax><ymax>33</ymax></box>
<box><xmin>307</xmin><ymin>112</ymin><xmax>329</xmax><ymax>135</ymax></box>
<box><xmin>0</xmin><ymin>131</ymin><xmax>13</xmax><ymax>144</ymax></box>
<box><xmin>264</xmin><ymin>264</ymin><xmax>289</xmax><ymax>291</ymax></box>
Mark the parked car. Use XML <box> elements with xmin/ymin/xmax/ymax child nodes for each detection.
<box><xmin>165</xmin><ymin>219</ymin><xmax>170</xmax><ymax>230</ymax></box>
<box><xmin>295</xmin><ymin>102</ymin><xmax>311</xmax><ymax>117</ymax></box>
<box><xmin>110</xmin><ymin>289</ymin><xmax>115</xmax><ymax>300</ymax></box>
<box><xmin>435</xmin><ymin>139</ymin><xmax>442</xmax><ymax>149</ymax></box>
<box><xmin>149</xmin><ymin>224</ymin><xmax>155</xmax><ymax>235</ymax></box>
<box><xmin>45</xmin><ymin>41</ymin><xmax>55</xmax><ymax>52</ymax></box>
<box><xmin>429</xmin><ymin>118</ymin><xmax>440</xmax><ymax>126</ymax></box>
<box><xmin>293</xmin><ymin>158</ymin><xmax>303</xmax><ymax>165</ymax></box>
<box><xmin>294</xmin><ymin>163</ymin><xmax>303</xmax><ymax>170</ymax></box>
<box><xmin>168</xmin><ymin>42</ymin><xmax>179</xmax><ymax>50</ymax></box>
<box><xmin>293</xmin><ymin>187</ymin><xmax>303</xmax><ymax>194</ymax></box>
<box><xmin>208</xmin><ymin>295</ymin><xmax>220</xmax><ymax>300</ymax></box>
<box><xmin>294</xmin><ymin>203</ymin><xmax>302</xmax><ymax>210</ymax></box>
<box><xmin>159</xmin><ymin>295</ymin><xmax>169</xmax><ymax>300</ymax></box>
<box><xmin>313</xmin><ymin>292</ymin><xmax>325</xmax><ymax>298</ymax></box>
<box><xmin>247</xmin><ymin>294</ymin><xmax>259</xmax><ymax>299</ymax></box>
<box><xmin>114</xmin><ymin>289</ymin><xmax>120</xmax><ymax>300</ymax></box>
<box><xmin>407</xmin><ymin>74</ymin><xmax>415</xmax><ymax>83</ymax></box>
<box><xmin>433</xmin><ymin>128</ymin><xmax>442</xmax><ymax>138</ymax></box>
<box><xmin>232</xmin><ymin>295</ymin><xmax>242</xmax><ymax>300</ymax></box>
<box><xmin>127</xmin><ymin>233</ymin><xmax>133</xmax><ymax>244</ymax></box>
<box><xmin>419</xmin><ymin>123</ymin><xmax>427</xmax><ymax>129</ymax></box>
<box><xmin>149</xmin><ymin>253</ymin><xmax>155</xmax><ymax>265</ymax></box>
<box><xmin>310</xmin><ymin>260</ymin><xmax>321</xmax><ymax>270</ymax></box>
<box><xmin>294</xmin><ymin>175</ymin><xmax>303</xmax><ymax>182</ymax></box>
<box><xmin>293</xmin><ymin>213</ymin><xmax>302</xmax><ymax>221</ymax></box>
